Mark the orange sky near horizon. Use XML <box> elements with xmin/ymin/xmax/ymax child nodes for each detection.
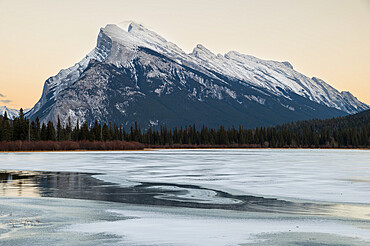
<box><xmin>0</xmin><ymin>0</ymin><xmax>369</xmax><ymax>110</ymax></box>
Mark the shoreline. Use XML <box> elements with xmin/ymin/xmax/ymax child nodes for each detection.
<box><xmin>1</xmin><ymin>147</ymin><xmax>368</xmax><ymax>153</ymax></box>
<box><xmin>0</xmin><ymin>149</ymin><xmax>150</xmax><ymax>153</ymax></box>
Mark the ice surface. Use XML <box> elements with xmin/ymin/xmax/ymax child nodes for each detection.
<box><xmin>65</xmin><ymin>208</ymin><xmax>370</xmax><ymax>246</ymax></box>
<box><xmin>1</xmin><ymin>197</ymin><xmax>369</xmax><ymax>246</ymax></box>
<box><xmin>1</xmin><ymin>149</ymin><xmax>370</xmax><ymax>245</ymax></box>
<box><xmin>0</xmin><ymin>197</ymin><xmax>126</xmax><ymax>245</ymax></box>
<box><xmin>1</xmin><ymin>149</ymin><xmax>369</xmax><ymax>204</ymax></box>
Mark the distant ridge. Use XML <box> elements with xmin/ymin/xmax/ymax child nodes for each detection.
<box><xmin>0</xmin><ymin>106</ymin><xmax>19</xmax><ymax>119</ymax></box>
<box><xmin>279</xmin><ymin>109</ymin><xmax>370</xmax><ymax>131</ymax></box>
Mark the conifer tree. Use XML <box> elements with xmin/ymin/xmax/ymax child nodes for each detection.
<box><xmin>80</xmin><ymin>122</ymin><xmax>90</xmax><ymax>140</ymax></box>
<box><xmin>102</xmin><ymin>123</ymin><xmax>110</xmax><ymax>141</ymax></box>
<box><xmin>34</xmin><ymin>117</ymin><xmax>41</xmax><ymax>141</ymax></box>
<box><xmin>46</xmin><ymin>121</ymin><xmax>56</xmax><ymax>141</ymax></box>
<box><xmin>57</xmin><ymin>116</ymin><xmax>62</xmax><ymax>141</ymax></box>
<box><xmin>40</xmin><ymin>123</ymin><xmax>47</xmax><ymax>141</ymax></box>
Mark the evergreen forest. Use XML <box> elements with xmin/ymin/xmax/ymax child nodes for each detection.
<box><xmin>0</xmin><ymin>109</ymin><xmax>369</xmax><ymax>150</ymax></box>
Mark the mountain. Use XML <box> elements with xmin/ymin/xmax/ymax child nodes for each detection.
<box><xmin>0</xmin><ymin>106</ymin><xmax>19</xmax><ymax>119</ymax></box>
<box><xmin>26</xmin><ymin>22</ymin><xmax>369</xmax><ymax>129</ymax></box>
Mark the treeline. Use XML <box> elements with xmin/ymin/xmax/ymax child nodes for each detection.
<box><xmin>0</xmin><ymin>109</ymin><xmax>369</xmax><ymax>149</ymax></box>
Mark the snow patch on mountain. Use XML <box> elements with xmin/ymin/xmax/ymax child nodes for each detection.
<box><xmin>244</xmin><ymin>95</ymin><xmax>266</xmax><ymax>105</ymax></box>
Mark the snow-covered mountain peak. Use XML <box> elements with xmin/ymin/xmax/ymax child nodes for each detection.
<box><xmin>127</xmin><ymin>22</ymin><xmax>166</xmax><ymax>43</ymax></box>
<box><xmin>311</xmin><ymin>77</ymin><xmax>325</xmax><ymax>83</ymax></box>
<box><xmin>127</xmin><ymin>22</ymin><xmax>143</xmax><ymax>32</ymax></box>
<box><xmin>193</xmin><ymin>44</ymin><xmax>211</xmax><ymax>52</ymax></box>
<box><xmin>225</xmin><ymin>50</ymin><xmax>259</xmax><ymax>62</ymax></box>
<box><xmin>191</xmin><ymin>44</ymin><xmax>217</xmax><ymax>61</ymax></box>
<box><xmin>100</xmin><ymin>24</ymin><xmax>135</xmax><ymax>47</ymax></box>
<box><xmin>26</xmin><ymin>21</ymin><xmax>369</xmax><ymax>125</ymax></box>
<box><xmin>127</xmin><ymin>22</ymin><xmax>157</xmax><ymax>37</ymax></box>
<box><xmin>282</xmin><ymin>61</ymin><xmax>293</xmax><ymax>69</ymax></box>
<box><xmin>101</xmin><ymin>22</ymin><xmax>187</xmax><ymax>59</ymax></box>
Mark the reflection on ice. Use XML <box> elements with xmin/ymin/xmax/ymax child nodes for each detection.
<box><xmin>0</xmin><ymin>171</ymin><xmax>41</xmax><ymax>198</ymax></box>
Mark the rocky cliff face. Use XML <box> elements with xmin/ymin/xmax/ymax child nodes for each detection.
<box><xmin>26</xmin><ymin>22</ymin><xmax>369</xmax><ymax>128</ymax></box>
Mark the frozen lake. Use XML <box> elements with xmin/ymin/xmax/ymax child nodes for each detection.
<box><xmin>0</xmin><ymin>149</ymin><xmax>369</xmax><ymax>245</ymax></box>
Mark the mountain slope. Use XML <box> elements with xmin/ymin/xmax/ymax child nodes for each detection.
<box><xmin>26</xmin><ymin>22</ymin><xmax>369</xmax><ymax>128</ymax></box>
<box><xmin>0</xmin><ymin>106</ymin><xmax>19</xmax><ymax>119</ymax></box>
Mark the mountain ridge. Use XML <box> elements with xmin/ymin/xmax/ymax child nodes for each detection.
<box><xmin>26</xmin><ymin>22</ymin><xmax>369</xmax><ymax>128</ymax></box>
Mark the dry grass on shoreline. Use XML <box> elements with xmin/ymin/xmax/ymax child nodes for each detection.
<box><xmin>0</xmin><ymin>141</ymin><xmax>368</xmax><ymax>152</ymax></box>
<box><xmin>0</xmin><ymin>141</ymin><xmax>145</xmax><ymax>152</ymax></box>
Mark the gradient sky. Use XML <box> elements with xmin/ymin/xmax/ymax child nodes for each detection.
<box><xmin>0</xmin><ymin>0</ymin><xmax>369</xmax><ymax>109</ymax></box>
